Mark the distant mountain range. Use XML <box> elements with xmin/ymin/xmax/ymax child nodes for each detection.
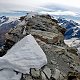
<box><xmin>0</xmin><ymin>16</ymin><xmax>9</xmax><ymax>24</ymax></box>
<box><xmin>0</xmin><ymin>16</ymin><xmax>20</xmax><ymax>47</ymax></box>
<box><xmin>58</xmin><ymin>17</ymin><xmax>80</xmax><ymax>55</ymax></box>
<box><xmin>58</xmin><ymin>17</ymin><xmax>80</xmax><ymax>39</ymax></box>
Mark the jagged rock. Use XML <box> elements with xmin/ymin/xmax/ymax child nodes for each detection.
<box><xmin>67</xmin><ymin>47</ymin><xmax>78</xmax><ymax>55</ymax></box>
<box><xmin>43</xmin><ymin>66</ymin><xmax>51</xmax><ymax>79</ymax></box>
<box><xmin>41</xmin><ymin>71</ymin><xmax>48</xmax><ymax>80</ymax></box>
<box><xmin>59</xmin><ymin>74</ymin><xmax>65</xmax><ymax>80</ymax></box>
<box><xmin>51</xmin><ymin>68</ymin><xmax>60</xmax><ymax>80</ymax></box>
<box><xmin>36</xmin><ymin>38</ymin><xmax>80</xmax><ymax>77</ymax></box>
<box><xmin>74</xmin><ymin>66</ymin><xmax>80</xmax><ymax>72</ymax></box>
<box><xmin>3</xmin><ymin>14</ymin><xmax>65</xmax><ymax>52</ymax></box>
<box><xmin>30</xmin><ymin>68</ymin><xmax>40</xmax><ymax>79</ymax></box>
<box><xmin>0</xmin><ymin>48</ymin><xmax>6</xmax><ymax>57</ymax></box>
<box><xmin>30</xmin><ymin>29</ymin><xmax>64</xmax><ymax>44</ymax></box>
<box><xmin>19</xmin><ymin>16</ymin><xmax>25</xmax><ymax>21</ymax></box>
<box><xmin>67</xmin><ymin>71</ymin><xmax>79</xmax><ymax>80</ymax></box>
<box><xmin>24</xmin><ymin>14</ymin><xmax>62</xmax><ymax>33</ymax></box>
<box><xmin>51</xmin><ymin>60</ymin><xmax>57</xmax><ymax>65</ymax></box>
<box><xmin>24</xmin><ymin>74</ymin><xmax>33</xmax><ymax>80</ymax></box>
<box><xmin>5</xmin><ymin>33</ymin><xmax>19</xmax><ymax>43</ymax></box>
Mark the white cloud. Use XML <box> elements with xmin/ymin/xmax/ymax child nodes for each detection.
<box><xmin>40</xmin><ymin>11</ymin><xmax>78</xmax><ymax>16</ymax></box>
<box><xmin>0</xmin><ymin>0</ymin><xmax>80</xmax><ymax>10</ymax></box>
<box><xmin>0</xmin><ymin>0</ymin><xmax>80</xmax><ymax>15</ymax></box>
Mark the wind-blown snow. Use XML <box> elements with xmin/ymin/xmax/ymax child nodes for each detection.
<box><xmin>0</xmin><ymin>34</ymin><xmax>47</xmax><ymax>80</ymax></box>
<box><xmin>3</xmin><ymin>34</ymin><xmax>47</xmax><ymax>74</ymax></box>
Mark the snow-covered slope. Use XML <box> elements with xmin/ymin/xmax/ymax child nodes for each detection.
<box><xmin>0</xmin><ymin>34</ymin><xmax>47</xmax><ymax>80</ymax></box>
<box><xmin>64</xmin><ymin>26</ymin><xmax>80</xmax><ymax>39</ymax></box>
<box><xmin>58</xmin><ymin>17</ymin><xmax>79</xmax><ymax>29</ymax></box>
<box><xmin>58</xmin><ymin>17</ymin><xmax>80</xmax><ymax>39</ymax></box>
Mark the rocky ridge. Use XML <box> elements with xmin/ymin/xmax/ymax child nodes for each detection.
<box><xmin>0</xmin><ymin>14</ymin><xmax>80</xmax><ymax>80</ymax></box>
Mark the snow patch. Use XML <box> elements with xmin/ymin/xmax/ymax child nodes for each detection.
<box><xmin>0</xmin><ymin>34</ymin><xmax>47</xmax><ymax>80</ymax></box>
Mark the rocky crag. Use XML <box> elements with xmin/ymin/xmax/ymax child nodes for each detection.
<box><xmin>0</xmin><ymin>14</ymin><xmax>80</xmax><ymax>80</ymax></box>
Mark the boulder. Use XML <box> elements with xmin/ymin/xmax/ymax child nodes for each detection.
<box><xmin>51</xmin><ymin>68</ymin><xmax>60</xmax><ymax>80</ymax></box>
<box><xmin>43</xmin><ymin>66</ymin><xmax>51</xmax><ymax>79</ymax></box>
<box><xmin>41</xmin><ymin>71</ymin><xmax>48</xmax><ymax>80</ymax></box>
<box><xmin>30</xmin><ymin>68</ymin><xmax>40</xmax><ymax>79</ymax></box>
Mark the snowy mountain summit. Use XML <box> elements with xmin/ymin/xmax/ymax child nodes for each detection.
<box><xmin>0</xmin><ymin>14</ymin><xmax>80</xmax><ymax>80</ymax></box>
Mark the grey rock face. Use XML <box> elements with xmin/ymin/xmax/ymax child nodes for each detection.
<box><xmin>51</xmin><ymin>68</ymin><xmax>60</xmax><ymax>80</ymax></box>
<box><xmin>43</xmin><ymin>66</ymin><xmax>51</xmax><ymax>79</ymax></box>
<box><xmin>41</xmin><ymin>71</ymin><xmax>48</xmax><ymax>80</ymax></box>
